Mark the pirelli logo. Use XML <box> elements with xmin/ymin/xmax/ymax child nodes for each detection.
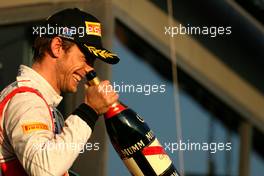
<box><xmin>22</xmin><ymin>122</ymin><xmax>49</xmax><ymax>134</ymax></box>
<box><xmin>85</xmin><ymin>21</ymin><xmax>101</xmax><ymax>36</ymax></box>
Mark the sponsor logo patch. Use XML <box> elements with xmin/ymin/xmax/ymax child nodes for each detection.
<box><xmin>85</xmin><ymin>45</ymin><xmax>117</xmax><ymax>59</ymax></box>
<box><xmin>85</xmin><ymin>21</ymin><xmax>101</xmax><ymax>36</ymax></box>
<box><xmin>58</xmin><ymin>27</ymin><xmax>75</xmax><ymax>40</ymax></box>
<box><xmin>62</xmin><ymin>27</ymin><xmax>74</xmax><ymax>37</ymax></box>
<box><xmin>22</xmin><ymin>122</ymin><xmax>49</xmax><ymax>134</ymax></box>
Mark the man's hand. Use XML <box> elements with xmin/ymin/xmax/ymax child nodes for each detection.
<box><xmin>84</xmin><ymin>80</ymin><xmax>119</xmax><ymax>115</ymax></box>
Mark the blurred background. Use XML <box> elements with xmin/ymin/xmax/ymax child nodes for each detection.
<box><xmin>0</xmin><ymin>0</ymin><xmax>263</xmax><ymax>176</ymax></box>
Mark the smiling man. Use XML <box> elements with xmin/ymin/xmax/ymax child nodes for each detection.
<box><xmin>0</xmin><ymin>8</ymin><xmax>119</xmax><ymax>176</ymax></box>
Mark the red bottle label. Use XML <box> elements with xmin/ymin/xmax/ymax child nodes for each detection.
<box><xmin>122</xmin><ymin>138</ymin><xmax>178</xmax><ymax>176</ymax></box>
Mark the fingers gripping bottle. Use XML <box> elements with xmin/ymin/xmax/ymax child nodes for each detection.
<box><xmin>86</xmin><ymin>71</ymin><xmax>180</xmax><ymax>176</ymax></box>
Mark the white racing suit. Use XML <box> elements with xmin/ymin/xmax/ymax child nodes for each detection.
<box><xmin>0</xmin><ymin>65</ymin><xmax>99</xmax><ymax>176</ymax></box>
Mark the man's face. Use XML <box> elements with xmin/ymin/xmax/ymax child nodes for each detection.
<box><xmin>56</xmin><ymin>44</ymin><xmax>93</xmax><ymax>93</ymax></box>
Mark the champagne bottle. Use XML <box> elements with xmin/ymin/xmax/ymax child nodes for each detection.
<box><xmin>86</xmin><ymin>71</ymin><xmax>179</xmax><ymax>176</ymax></box>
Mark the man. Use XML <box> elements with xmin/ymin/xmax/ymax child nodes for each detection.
<box><xmin>0</xmin><ymin>8</ymin><xmax>119</xmax><ymax>176</ymax></box>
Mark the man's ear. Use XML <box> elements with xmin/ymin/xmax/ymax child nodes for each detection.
<box><xmin>50</xmin><ymin>37</ymin><xmax>63</xmax><ymax>58</ymax></box>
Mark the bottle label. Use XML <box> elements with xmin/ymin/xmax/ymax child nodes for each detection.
<box><xmin>122</xmin><ymin>138</ymin><xmax>177</xmax><ymax>176</ymax></box>
<box><xmin>120</xmin><ymin>130</ymin><xmax>155</xmax><ymax>159</ymax></box>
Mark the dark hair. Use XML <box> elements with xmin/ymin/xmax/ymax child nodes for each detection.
<box><xmin>33</xmin><ymin>37</ymin><xmax>74</xmax><ymax>61</ymax></box>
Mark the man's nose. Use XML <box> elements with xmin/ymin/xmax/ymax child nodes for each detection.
<box><xmin>84</xmin><ymin>63</ymin><xmax>94</xmax><ymax>75</ymax></box>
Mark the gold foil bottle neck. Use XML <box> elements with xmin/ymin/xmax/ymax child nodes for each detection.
<box><xmin>88</xmin><ymin>77</ymin><xmax>100</xmax><ymax>86</ymax></box>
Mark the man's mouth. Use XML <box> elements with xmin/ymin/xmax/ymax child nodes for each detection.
<box><xmin>73</xmin><ymin>72</ymin><xmax>82</xmax><ymax>83</ymax></box>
